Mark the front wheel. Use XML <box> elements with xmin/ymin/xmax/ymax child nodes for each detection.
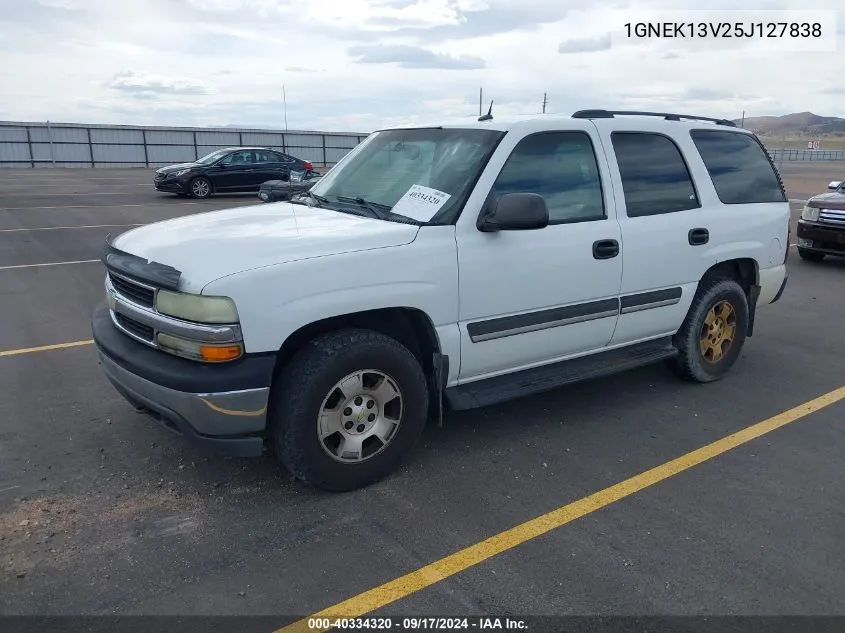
<box><xmin>798</xmin><ymin>248</ymin><xmax>825</xmax><ymax>262</ymax></box>
<box><xmin>269</xmin><ymin>329</ymin><xmax>429</xmax><ymax>492</ymax></box>
<box><xmin>188</xmin><ymin>176</ymin><xmax>212</xmax><ymax>199</ymax></box>
<box><xmin>668</xmin><ymin>277</ymin><xmax>749</xmax><ymax>383</ymax></box>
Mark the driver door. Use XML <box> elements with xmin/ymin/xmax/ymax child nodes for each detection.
<box><xmin>456</xmin><ymin>126</ymin><xmax>623</xmax><ymax>381</ymax></box>
<box><xmin>213</xmin><ymin>150</ymin><xmax>258</xmax><ymax>191</ymax></box>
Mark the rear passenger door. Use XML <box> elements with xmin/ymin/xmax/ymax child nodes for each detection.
<box><xmin>254</xmin><ymin>150</ymin><xmax>289</xmax><ymax>183</ymax></box>
<box><xmin>593</xmin><ymin>124</ymin><xmax>717</xmax><ymax>346</ymax></box>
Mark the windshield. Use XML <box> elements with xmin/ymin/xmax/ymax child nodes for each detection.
<box><xmin>196</xmin><ymin>149</ymin><xmax>230</xmax><ymax>165</ymax></box>
<box><xmin>309</xmin><ymin>127</ymin><xmax>505</xmax><ymax>223</ymax></box>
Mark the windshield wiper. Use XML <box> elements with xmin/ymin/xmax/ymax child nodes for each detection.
<box><xmin>304</xmin><ymin>191</ymin><xmax>330</xmax><ymax>207</ymax></box>
<box><xmin>334</xmin><ymin>195</ymin><xmax>393</xmax><ymax>220</ymax></box>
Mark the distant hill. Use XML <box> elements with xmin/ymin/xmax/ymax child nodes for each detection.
<box><xmin>735</xmin><ymin>112</ymin><xmax>845</xmax><ymax>137</ymax></box>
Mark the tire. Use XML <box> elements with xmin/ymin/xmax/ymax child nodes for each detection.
<box><xmin>669</xmin><ymin>277</ymin><xmax>749</xmax><ymax>383</ymax></box>
<box><xmin>798</xmin><ymin>248</ymin><xmax>825</xmax><ymax>262</ymax></box>
<box><xmin>188</xmin><ymin>176</ymin><xmax>212</xmax><ymax>199</ymax></box>
<box><xmin>269</xmin><ymin>328</ymin><xmax>429</xmax><ymax>492</ymax></box>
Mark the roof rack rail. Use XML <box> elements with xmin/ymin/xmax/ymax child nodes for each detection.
<box><xmin>571</xmin><ymin>109</ymin><xmax>737</xmax><ymax>127</ymax></box>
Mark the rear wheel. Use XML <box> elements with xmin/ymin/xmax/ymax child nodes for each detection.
<box><xmin>269</xmin><ymin>329</ymin><xmax>429</xmax><ymax>492</ymax></box>
<box><xmin>669</xmin><ymin>277</ymin><xmax>749</xmax><ymax>383</ymax></box>
<box><xmin>188</xmin><ymin>176</ymin><xmax>212</xmax><ymax>199</ymax></box>
<box><xmin>798</xmin><ymin>248</ymin><xmax>825</xmax><ymax>262</ymax></box>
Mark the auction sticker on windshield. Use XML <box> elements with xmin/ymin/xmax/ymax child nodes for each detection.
<box><xmin>391</xmin><ymin>184</ymin><xmax>451</xmax><ymax>222</ymax></box>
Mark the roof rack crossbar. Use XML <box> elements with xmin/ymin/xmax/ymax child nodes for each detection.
<box><xmin>571</xmin><ymin>109</ymin><xmax>737</xmax><ymax>127</ymax></box>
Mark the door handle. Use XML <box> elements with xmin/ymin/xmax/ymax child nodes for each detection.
<box><xmin>688</xmin><ymin>228</ymin><xmax>709</xmax><ymax>246</ymax></box>
<box><xmin>592</xmin><ymin>239</ymin><xmax>620</xmax><ymax>259</ymax></box>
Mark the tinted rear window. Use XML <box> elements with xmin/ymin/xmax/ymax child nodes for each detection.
<box><xmin>690</xmin><ymin>130</ymin><xmax>786</xmax><ymax>204</ymax></box>
<box><xmin>611</xmin><ymin>132</ymin><xmax>700</xmax><ymax>217</ymax></box>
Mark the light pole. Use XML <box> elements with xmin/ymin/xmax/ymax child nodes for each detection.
<box><xmin>283</xmin><ymin>83</ymin><xmax>289</xmax><ymax>132</ymax></box>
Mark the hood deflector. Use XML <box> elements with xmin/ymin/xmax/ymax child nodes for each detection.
<box><xmin>102</xmin><ymin>233</ymin><xmax>182</xmax><ymax>291</ymax></box>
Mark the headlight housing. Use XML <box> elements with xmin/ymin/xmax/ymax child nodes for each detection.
<box><xmin>801</xmin><ymin>205</ymin><xmax>820</xmax><ymax>222</ymax></box>
<box><xmin>155</xmin><ymin>289</ymin><xmax>240</xmax><ymax>324</ymax></box>
<box><xmin>173</xmin><ymin>168</ymin><xmax>193</xmax><ymax>176</ymax></box>
<box><xmin>156</xmin><ymin>332</ymin><xmax>243</xmax><ymax>363</ymax></box>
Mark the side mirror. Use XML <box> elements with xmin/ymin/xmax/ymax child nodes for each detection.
<box><xmin>828</xmin><ymin>181</ymin><xmax>842</xmax><ymax>191</ymax></box>
<box><xmin>477</xmin><ymin>192</ymin><xmax>549</xmax><ymax>232</ymax></box>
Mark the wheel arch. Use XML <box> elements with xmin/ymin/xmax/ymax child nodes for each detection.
<box><xmin>273</xmin><ymin>306</ymin><xmax>443</xmax><ymax>381</ymax></box>
<box><xmin>698</xmin><ymin>257</ymin><xmax>761</xmax><ymax>335</ymax></box>
<box><xmin>702</xmin><ymin>257</ymin><xmax>758</xmax><ymax>288</ymax></box>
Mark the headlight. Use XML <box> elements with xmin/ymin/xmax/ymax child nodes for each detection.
<box><xmin>801</xmin><ymin>205</ymin><xmax>820</xmax><ymax>222</ymax></box>
<box><xmin>155</xmin><ymin>289</ymin><xmax>239</xmax><ymax>324</ymax></box>
<box><xmin>173</xmin><ymin>168</ymin><xmax>192</xmax><ymax>176</ymax></box>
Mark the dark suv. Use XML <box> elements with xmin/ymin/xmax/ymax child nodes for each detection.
<box><xmin>796</xmin><ymin>178</ymin><xmax>845</xmax><ymax>261</ymax></box>
<box><xmin>153</xmin><ymin>147</ymin><xmax>315</xmax><ymax>199</ymax></box>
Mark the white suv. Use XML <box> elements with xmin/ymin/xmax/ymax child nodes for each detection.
<box><xmin>92</xmin><ymin>109</ymin><xmax>790</xmax><ymax>491</ymax></box>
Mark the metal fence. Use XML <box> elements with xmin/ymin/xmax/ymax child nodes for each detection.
<box><xmin>767</xmin><ymin>148</ymin><xmax>845</xmax><ymax>162</ymax></box>
<box><xmin>0</xmin><ymin>121</ymin><xmax>369</xmax><ymax>169</ymax></box>
<box><xmin>2</xmin><ymin>120</ymin><xmax>844</xmax><ymax>168</ymax></box>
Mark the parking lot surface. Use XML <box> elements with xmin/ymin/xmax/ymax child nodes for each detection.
<box><xmin>1</xmin><ymin>166</ymin><xmax>845</xmax><ymax>621</ymax></box>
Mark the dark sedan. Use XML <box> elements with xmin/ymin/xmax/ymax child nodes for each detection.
<box><xmin>153</xmin><ymin>147</ymin><xmax>315</xmax><ymax>199</ymax></box>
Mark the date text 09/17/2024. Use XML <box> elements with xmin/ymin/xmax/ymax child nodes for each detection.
<box><xmin>307</xmin><ymin>618</ymin><xmax>528</xmax><ymax>630</ymax></box>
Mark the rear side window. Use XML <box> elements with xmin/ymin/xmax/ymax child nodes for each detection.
<box><xmin>611</xmin><ymin>132</ymin><xmax>700</xmax><ymax>217</ymax></box>
<box><xmin>690</xmin><ymin>130</ymin><xmax>786</xmax><ymax>204</ymax></box>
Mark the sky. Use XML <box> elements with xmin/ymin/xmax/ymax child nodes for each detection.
<box><xmin>0</xmin><ymin>0</ymin><xmax>843</xmax><ymax>133</ymax></box>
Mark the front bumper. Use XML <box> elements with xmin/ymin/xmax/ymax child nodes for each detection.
<box><xmin>796</xmin><ymin>220</ymin><xmax>845</xmax><ymax>256</ymax></box>
<box><xmin>92</xmin><ymin>302</ymin><xmax>276</xmax><ymax>457</ymax></box>
<box><xmin>153</xmin><ymin>175</ymin><xmax>188</xmax><ymax>193</ymax></box>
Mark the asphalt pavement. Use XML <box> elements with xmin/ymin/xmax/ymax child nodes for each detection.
<box><xmin>1</xmin><ymin>167</ymin><xmax>844</xmax><ymax>623</ymax></box>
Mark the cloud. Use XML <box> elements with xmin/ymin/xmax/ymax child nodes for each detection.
<box><xmin>377</xmin><ymin>0</ymin><xmax>574</xmax><ymax>40</ymax></box>
<box><xmin>35</xmin><ymin>0</ymin><xmax>83</xmax><ymax>7</ymax></box>
<box><xmin>108</xmin><ymin>71</ymin><xmax>218</xmax><ymax>97</ymax></box>
<box><xmin>558</xmin><ymin>34</ymin><xmax>611</xmax><ymax>53</ymax></box>
<box><xmin>684</xmin><ymin>87</ymin><xmax>734</xmax><ymax>101</ymax></box>
<box><xmin>349</xmin><ymin>45</ymin><xmax>486</xmax><ymax>69</ymax></box>
<box><xmin>1</xmin><ymin>0</ymin><xmax>844</xmax><ymax>132</ymax></box>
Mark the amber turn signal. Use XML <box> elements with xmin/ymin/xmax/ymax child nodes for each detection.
<box><xmin>199</xmin><ymin>344</ymin><xmax>243</xmax><ymax>363</ymax></box>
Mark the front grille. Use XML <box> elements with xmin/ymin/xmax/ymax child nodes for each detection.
<box><xmin>154</xmin><ymin>171</ymin><xmax>166</xmax><ymax>181</ymax></box>
<box><xmin>109</xmin><ymin>273</ymin><xmax>155</xmax><ymax>308</ymax></box>
<box><xmin>819</xmin><ymin>208</ymin><xmax>845</xmax><ymax>226</ymax></box>
<box><xmin>115</xmin><ymin>313</ymin><xmax>155</xmax><ymax>342</ymax></box>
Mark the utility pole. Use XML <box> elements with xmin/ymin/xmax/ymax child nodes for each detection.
<box><xmin>741</xmin><ymin>110</ymin><xmax>745</xmax><ymax>127</ymax></box>
<box><xmin>479</xmin><ymin>87</ymin><xmax>483</xmax><ymax>117</ymax></box>
<box><xmin>542</xmin><ymin>92</ymin><xmax>548</xmax><ymax>114</ymax></box>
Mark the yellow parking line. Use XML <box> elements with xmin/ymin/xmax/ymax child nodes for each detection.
<box><xmin>0</xmin><ymin>224</ymin><xmax>143</xmax><ymax>233</ymax></box>
<box><xmin>275</xmin><ymin>385</ymin><xmax>845</xmax><ymax>633</ymax></box>
<box><xmin>0</xmin><ymin>339</ymin><xmax>94</xmax><ymax>357</ymax></box>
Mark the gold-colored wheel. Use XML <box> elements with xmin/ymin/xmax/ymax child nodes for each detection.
<box><xmin>699</xmin><ymin>300</ymin><xmax>737</xmax><ymax>364</ymax></box>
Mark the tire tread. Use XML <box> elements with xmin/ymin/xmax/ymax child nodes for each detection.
<box><xmin>670</xmin><ymin>276</ymin><xmax>749</xmax><ymax>383</ymax></box>
<box><xmin>270</xmin><ymin>328</ymin><xmax>428</xmax><ymax>491</ymax></box>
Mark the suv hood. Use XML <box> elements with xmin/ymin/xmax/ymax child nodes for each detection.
<box><xmin>109</xmin><ymin>202</ymin><xmax>420</xmax><ymax>292</ymax></box>
<box><xmin>807</xmin><ymin>191</ymin><xmax>845</xmax><ymax>210</ymax></box>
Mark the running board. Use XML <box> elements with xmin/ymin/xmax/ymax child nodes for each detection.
<box><xmin>445</xmin><ymin>338</ymin><xmax>678</xmax><ymax>411</ymax></box>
